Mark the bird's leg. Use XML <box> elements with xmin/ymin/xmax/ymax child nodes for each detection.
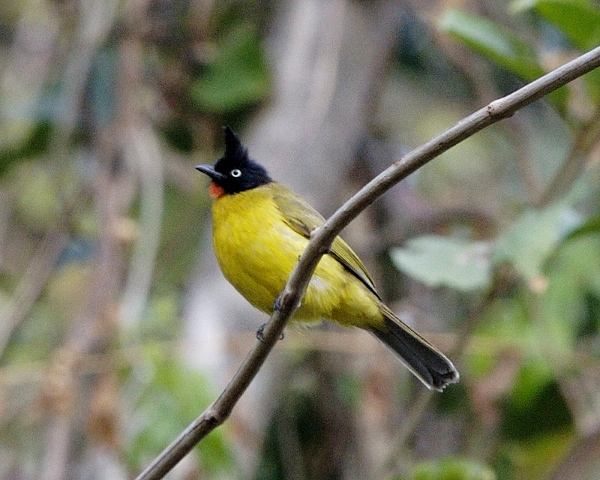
<box><xmin>273</xmin><ymin>294</ymin><xmax>283</xmax><ymax>312</ymax></box>
<box><xmin>273</xmin><ymin>293</ymin><xmax>301</xmax><ymax>312</ymax></box>
<box><xmin>256</xmin><ymin>322</ymin><xmax>284</xmax><ymax>343</ymax></box>
<box><xmin>256</xmin><ymin>294</ymin><xmax>298</xmax><ymax>342</ymax></box>
<box><xmin>256</xmin><ymin>323</ymin><xmax>267</xmax><ymax>342</ymax></box>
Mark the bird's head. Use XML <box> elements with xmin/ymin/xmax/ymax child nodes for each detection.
<box><xmin>196</xmin><ymin>127</ymin><xmax>272</xmax><ymax>198</ymax></box>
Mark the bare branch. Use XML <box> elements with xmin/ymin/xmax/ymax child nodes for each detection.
<box><xmin>538</xmin><ymin>112</ymin><xmax>600</xmax><ymax>206</ymax></box>
<box><xmin>136</xmin><ymin>45</ymin><xmax>600</xmax><ymax>480</ymax></box>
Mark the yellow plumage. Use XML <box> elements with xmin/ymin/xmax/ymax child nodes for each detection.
<box><xmin>211</xmin><ymin>183</ymin><xmax>382</xmax><ymax>328</ymax></box>
<box><xmin>197</xmin><ymin>126</ymin><xmax>458</xmax><ymax>391</ymax></box>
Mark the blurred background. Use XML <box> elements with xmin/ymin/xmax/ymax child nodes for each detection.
<box><xmin>1</xmin><ymin>0</ymin><xmax>600</xmax><ymax>479</ymax></box>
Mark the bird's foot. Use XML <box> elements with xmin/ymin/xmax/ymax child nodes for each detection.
<box><xmin>273</xmin><ymin>294</ymin><xmax>301</xmax><ymax>312</ymax></box>
<box><xmin>256</xmin><ymin>323</ymin><xmax>284</xmax><ymax>342</ymax></box>
<box><xmin>256</xmin><ymin>323</ymin><xmax>266</xmax><ymax>342</ymax></box>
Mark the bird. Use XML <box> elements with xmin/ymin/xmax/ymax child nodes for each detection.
<box><xmin>196</xmin><ymin>127</ymin><xmax>459</xmax><ymax>391</ymax></box>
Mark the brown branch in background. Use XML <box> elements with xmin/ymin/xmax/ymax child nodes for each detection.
<box><xmin>549</xmin><ymin>430</ymin><xmax>600</xmax><ymax>480</ymax></box>
<box><xmin>537</xmin><ymin>113</ymin><xmax>600</xmax><ymax>206</ymax></box>
<box><xmin>0</xmin><ymin>227</ymin><xmax>69</xmax><ymax>358</ymax></box>
<box><xmin>135</xmin><ymin>45</ymin><xmax>600</xmax><ymax>480</ymax></box>
<box><xmin>434</xmin><ymin>29</ymin><xmax>545</xmax><ymax>205</ymax></box>
<box><xmin>0</xmin><ymin>0</ymin><xmax>121</xmax><ymax>362</ymax></box>
<box><xmin>506</xmin><ymin>115</ymin><xmax>546</xmax><ymax>205</ymax></box>
<box><xmin>38</xmin><ymin>1</ymin><xmax>145</xmax><ymax>478</ymax></box>
<box><xmin>39</xmin><ymin>142</ymin><xmax>127</xmax><ymax>480</ymax></box>
<box><xmin>117</xmin><ymin>0</ymin><xmax>164</xmax><ymax>330</ymax></box>
<box><xmin>380</xmin><ymin>279</ymin><xmax>503</xmax><ymax>478</ymax></box>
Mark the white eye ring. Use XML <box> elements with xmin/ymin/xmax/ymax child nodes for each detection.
<box><xmin>230</xmin><ymin>169</ymin><xmax>242</xmax><ymax>178</ymax></box>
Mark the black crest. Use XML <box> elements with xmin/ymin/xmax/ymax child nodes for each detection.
<box><xmin>215</xmin><ymin>126</ymin><xmax>251</xmax><ymax>173</ymax></box>
<box><xmin>196</xmin><ymin>126</ymin><xmax>272</xmax><ymax>195</ymax></box>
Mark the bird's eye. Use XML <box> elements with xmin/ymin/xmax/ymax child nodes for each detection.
<box><xmin>230</xmin><ymin>169</ymin><xmax>242</xmax><ymax>178</ymax></box>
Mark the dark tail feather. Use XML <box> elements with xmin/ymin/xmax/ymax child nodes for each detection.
<box><xmin>370</xmin><ymin>305</ymin><xmax>459</xmax><ymax>391</ymax></box>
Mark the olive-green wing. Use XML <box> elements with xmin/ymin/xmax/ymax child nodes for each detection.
<box><xmin>271</xmin><ymin>184</ymin><xmax>380</xmax><ymax>298</ymax></box>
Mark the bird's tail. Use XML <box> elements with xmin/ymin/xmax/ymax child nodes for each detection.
<box><xmin>369</xmin><ymin>304</ymin><xmax>459</xmax><ymax>391</ymax></box>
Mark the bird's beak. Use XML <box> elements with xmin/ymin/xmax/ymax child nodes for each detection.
<box><xmin>196</xmin><ymin>164</ymin><xmax>227</xmax><ymax>183</ymax></box>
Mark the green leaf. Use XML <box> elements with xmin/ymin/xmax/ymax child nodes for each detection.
<box><xmin>502</xmin><ymin>381</ymin><xmax>572</xmax><ymax>441</ymax></box>
<box><xmin>500</xmin><ymin>429</ymin><xmax>574</xmax><ymax>480</ymax></box>
<box><xmin>513</xmin><ymin>0</ymin><xmax>600</xmax><ymax>51</ymax></box>
<box><xmin>541</xmin><ymin>235</ymin><xmax>600</xmax><ymax>350</ymax></box>
<box><xmin>413</xmin><ymin>457</ymin><xmax>496</xmax><ymax>480</ymax></box>
<box><xmin>509</xmin><ymin>360</ymin><xmax>555</xmax><ymax>410</ymax></box>
<box><xmin>0</xmin><ymin>121</ymin><xmax>52</xmax><ymax>177</ymax></box>
<box><xmin>438</xmin><ymin>9</ymin><xmax>567</xmax><ymax>110</ymax></box>
<box><xmin>514</xmin><ymin>0</ymin><xmax>600</xmax><ymax>102</ymax></box>
<box><xmin>583</xmin><ymin>67</ymin><xmax>600</xmax><ymax>104</ymax></box>
<box><xmin>493</xmin><ymin>204</ymin><xmax>583</xmax><ymax>280</ymax></box>
<box><xmin>474</xmin><ymin>297</ymin><xmax>539</xmax><ymax>360</ymax></box>
<box><xmin>438</xmin><ymin>9</ymin><xmax>545</xmax><ymax>81</ymax></box>
<box><xmin>127</xmin><ymin>350</ymin><xmax>235</xmax><ymax>476</ymax></box>
<box><xmin>13</xmin><ymin>163</ymin><xmax>60</xmax><ymax>229</ymax></box>
<box><xmin>563</xmin><ymin>214</ymin><xmax>600</xmax><ymax>242</ymax></box>
<box><xmin>391</xmin><ymin>236</ymin><xmax>492</xmax><ymax>292</ymax></box>
<box><xmin>191</xmin><ymin>25</ymin><xmax>271</xmax><ymax>113</ymax></box>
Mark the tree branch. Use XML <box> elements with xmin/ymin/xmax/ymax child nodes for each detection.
<box><xmin>537</xmin><ymin>111</ymin><xmax>600</xmax><ymax>206</ymax></box>
<box><xmin>135</xmin><ymin>45</ymin><xmax>600</xmax><ymax>480</ymax></box>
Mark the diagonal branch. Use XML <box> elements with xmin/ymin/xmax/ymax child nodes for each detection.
<box><xmin>136</xmin><ymin>45</ymin><xmax>600</xmax><ymax>480</ymax></box>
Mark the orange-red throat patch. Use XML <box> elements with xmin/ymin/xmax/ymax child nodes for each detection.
<box><xmin>208</xmin><ymin>182</ymin><xmax>225</xmax><ymax>199</ymax></box>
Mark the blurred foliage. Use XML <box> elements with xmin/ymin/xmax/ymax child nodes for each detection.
<box><xmin>253</xmin><ymin>353</ymin><xmax>357</xmax><ymax>480</ymax></box>
<box><xmin>412</xmin><ymin>457</ymin><xmax>496</xmax><ymax>480</ymax></box>
<box><xmin>190</xmin><ymin>24</ymin><xmax>271</xmax><ymax>113</ymax></box>
<box><xmin>0</xmin><ymin>0</ymin><xmax>599</xmax><ymax>480</ymax></box>
<box><xmin>0</xmin><ymin>121</ymin><xmax>52</xmax><ymax>177</ymax></box>
<box><xmin>391</xmin><ymin>236</ymin><xmax>492</xmax><ymax>291</ymax></box>
<box><xmin>439</xmin><ymin>9</ymin><xmax>546</xmax><ymax>82</ymax></box>
<box><xmin>513</xmin><ymin>0</ymin><xmax>600</xmax><ymax>51</ymax></box>
<box><xmin>126</xmin><ymin>347</ymin><xmax>234</xmax><ymax>476</ymax></box>
<box><xmin>391</xmin><ymin>1</ymin><xmax>600</xmax><ymax>479</ymax></box>
<box><xmin>439</xmin><ymin>0</ymin><xmax>600</xmax><ymax>114</ymax></box>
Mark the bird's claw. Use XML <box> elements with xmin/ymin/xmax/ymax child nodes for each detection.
<box><xmin>273</xmin><ymin>295</ymin><xmax>283</xmax><ymax>312</ymax></box>
<box><xmin>256</xmin><ymin>323</ymin><xmax>284</xmax><ymax>342</ymax></box>
<box><xmin>256</xmin><ymin>323</ymin><xmax>266</xmax><ymax>342</ymax></box>
<box><xmin>273</xmin><ymin>294</ymin><xmax>301</xmax><ymax>312</ymax></box>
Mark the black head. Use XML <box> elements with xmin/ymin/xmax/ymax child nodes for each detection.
<box><xmin>196</xmin><ymin>127</ymin><xmax>272</xmax><ymax>195</ymax></box>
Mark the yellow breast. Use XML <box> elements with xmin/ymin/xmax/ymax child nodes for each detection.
<box><xmin>211</xmin><ymin>185</ymin><xmax>383</xmax><ymax>328</ymax></box>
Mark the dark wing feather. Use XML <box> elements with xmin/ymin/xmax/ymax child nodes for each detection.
<box><xmin>271</xmin><ymin>184</ymin><xmax>379</xmax><ymax>298</ymax></box>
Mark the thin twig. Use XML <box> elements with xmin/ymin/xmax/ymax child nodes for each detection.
<box><xmin>0</xmin><ymin>189</ymin><xmax>87</xmax><ymax>359</ymax></box>
<box><xmin>380</xmin><ymin>282</ymin><xmax>503</xmax><ymax>478</ymax></box>
<box><xmin>0</xmin><ymin>229</ymin><xmax>69</xmax><ymax>358</ymax></box>
<box><xmin>384</xmin><ymin>389</ymin><xmax>434</xmax><ymax>477</ymax></box>
<box><xmin>135</xmin><ymin>45</ymin><xmax>600</xmax><ymax>480</ymax></box>
<box><xmin>537</xmin><ymin>111</ymin><xmax>600</xmax><ymax>206</ymax></box>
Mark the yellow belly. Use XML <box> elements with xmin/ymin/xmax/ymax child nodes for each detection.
<box><xmin>211</xmin><ymin>187</ymin><xmax>383</xmax><ymax>329</ymax></box>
